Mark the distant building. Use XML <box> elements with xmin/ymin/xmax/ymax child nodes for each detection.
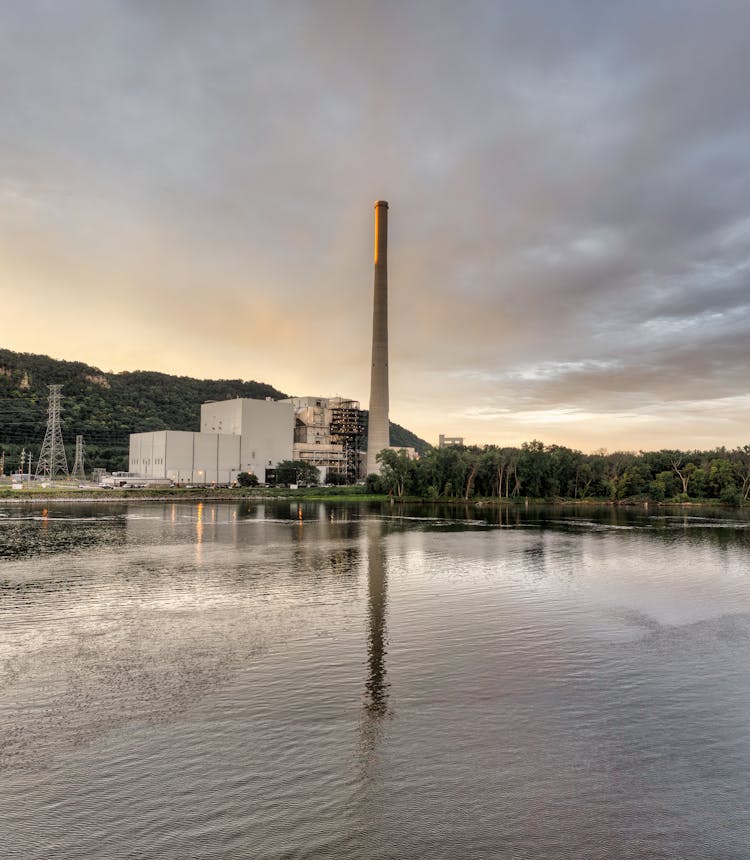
<box><xmin>390</xmin><ymin>446</ymin><xmax>418</xmax><ymax>460</ymax></box>
<box><xmin>438</xmin><ymin>434</ymin><xmax>464</xmax><ymax>448</ymax></box>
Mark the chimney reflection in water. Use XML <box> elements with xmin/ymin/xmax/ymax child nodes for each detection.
<box><xmin>358</xmin><ymin>519</ymin><xmax>391</xmax><ymax>780</ymax></box>
<box><xmin>364</xmin><ymin>520</ymin><xmax>389</xmax><ymax>718</ymax></box>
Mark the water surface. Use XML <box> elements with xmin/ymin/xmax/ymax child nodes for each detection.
<box><xmin>1</xmin><ymin>501</ymin><xmax>749</xmax><ymax>858</ymax></box>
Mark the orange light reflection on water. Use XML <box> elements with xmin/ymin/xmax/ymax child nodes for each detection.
<box><xmin>195</xmin><ymin>502</ymin><xmax>204</xmax><ymax>563</ymax></box>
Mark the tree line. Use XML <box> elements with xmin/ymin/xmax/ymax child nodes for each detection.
<box><xmin>371</xmin><ymin>441</ymin><xmax>750</xmax><ymax>505</ymax></box>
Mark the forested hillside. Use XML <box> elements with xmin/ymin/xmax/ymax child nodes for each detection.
<box><xmin>0</xmin><ymin>348</ymin><xmax>428</xmax><ymax>472</ymax></box>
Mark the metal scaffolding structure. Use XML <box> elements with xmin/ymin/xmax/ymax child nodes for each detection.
<box><xmin>36</xmin><ymin>384</ymin><xmax>69</xmax><ymax>479</ymax></box>
<box><xmin>330</xmin><ymin>400</ymin><xmax>365</xmax><ymax>482</ymax></box>
<box><xmin>71</xmin><ymin>434</ymin><xmax>86</xmax><ymax>480</ymax></box>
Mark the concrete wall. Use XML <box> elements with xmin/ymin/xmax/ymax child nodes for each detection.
<box><xmin>200</xmin><ymin>398</ymin><xmax>294</xmax><ymax>480</ymax></box>
<box><xmin>218</xmin><ymin>434</ymin><xmax>240</xmax><ymax>480</ymax></box>
<box><xmin>164</xmin><ymin>431</ymin><xmax>196</xmax><ymax>481</ymax></box>
<box><xmin>130</xmin><ymin>431</ymin><xmax>169</xmax><ymax>478</ymax></box>
<box><xmin>129</xmin><ymin>430</ymin><xmax>241</xmax><ymax>484</ymax></box>
<box><xmin>239</xmin><ymin>399</ymin><xmax>294</xmax><ymax>482</ymax></box>
<box><xmin>200</xmin><ymin>399</ymin><xmax>243</xmax><ymax>435</ymax></box>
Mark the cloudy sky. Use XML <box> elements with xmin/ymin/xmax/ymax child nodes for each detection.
<box><xmin>2</xmin><ymin>1</ymin><xmax>749</xmax><ymax>451</ymax></box>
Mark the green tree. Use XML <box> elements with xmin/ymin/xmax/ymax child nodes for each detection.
<box><xmin>417</xmin><ymin>446</ymin><xmax>467</xmax><ymax>498</ymax></box>
<box><xmin>365</xmin><ymin>472</ymin><xmax>386</xmax><ymax>494</ymax></box>
<box><xmin>664</xmin><ymin>451</ymin><xmax>698</xmax><ymax>496</ymax></box>
<box><xmin>731</xmin><ymin>446</ymin><xmax>750</xmax><ymax>503</ymax></box>
<box><xmin>547</xmin><ymin>445</ymin><xmax>582</xmax><ymax>497</ymax></box>
<box><xmin>517</xmin><ymin>440</ymin><xmax>551</xmax><ymax>498</ymax></box>
<box><xmin>603</xmin><ymin>452</ymin><xmax>635</xmax><ymax>499</ymax></box>
<box><xmin>617</xmin><ymin>463</ymin><xmax>652</xmax><ymax>498</ymax></box>
<box><xmin>461</xmin><ymin>445</ymin><xmax>484</xmax><ymax>499</ymax></box>
<box><xmin>237</xmin><ymin>471</ymin><xmax>258</xmax><ymax>487</ymax></box>
<box><xmin>376</xmin><ymin>448</ymin><xmax>415</xmax><ymax>497</ymax></box>
<box><xmin>707</xmin><ymin>458</ymin><xmax>738</xmax><ymax>501</ymax></box>
<box><xmin>650</xmin><ymin>470</ymin><xmax>678</xmax><ymax>500</ymax></box>
<box><xmin>275</xmin><ymin>460</ymin><xmax>320</xmax><ymax>486</ymax></box>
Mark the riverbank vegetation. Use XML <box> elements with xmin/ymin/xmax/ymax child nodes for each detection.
<box><xmin>372</xmin><ymin>442</ymin><xmax>750</xmax><ymax>505</ymax></box>
<box><xmin>0</xmin><ymin>484</ymin><xmax>392</xmax><ymax>504</ymax></box>
<box><xmin>2</xmin><ymin>442</ymin><xmax>749</xmax><ymax>507</ymax></box>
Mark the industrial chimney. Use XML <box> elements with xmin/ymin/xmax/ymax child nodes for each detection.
<box><xmin>367</xmin><ymin>200</ymin><xmax>390</xmax><ymax>475</ymax></box>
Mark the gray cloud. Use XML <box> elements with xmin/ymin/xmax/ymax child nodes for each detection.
<box><xmin>1</xmin><ymin>0</ymin><xmax>749</xmax><ymax>449</ymax></box>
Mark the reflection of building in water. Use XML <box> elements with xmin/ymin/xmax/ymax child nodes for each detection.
<box><xmin>364</xmin><ymin>524</ymin><xmax>389</xmax><ymax>715</ymax></box>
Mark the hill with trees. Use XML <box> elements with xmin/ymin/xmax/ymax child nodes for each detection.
<box><xmin>0</xmin><ymin>347</ymin><xmax>428</xmax><ymax>473</ymax></box>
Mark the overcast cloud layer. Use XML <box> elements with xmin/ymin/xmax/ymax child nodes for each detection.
<box><xmin>1</xmin><ymin>0</ymin><xmax>749</xmax><ymax>450</ymax></box>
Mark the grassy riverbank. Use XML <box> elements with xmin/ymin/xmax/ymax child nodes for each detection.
<box><xmin>0</xmin><ymin>484</ymin><xmax>389</xmax><ymax>504</ymax></box>
<box><xmin>0</xmin><ymin>484</ymin><xmax>741</xmax><ymax>508</ymax></box>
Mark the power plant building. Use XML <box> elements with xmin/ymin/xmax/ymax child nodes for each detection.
<box><xmin>128</xmin><ymin>395</ymin><xmax>364</xmax><ymax>485</ymax></box>
<box><xmin>285</xmin><ymin>396</ymin><xmax>365</xmax><ymax>482</ymax></box>
<box><xmin>130</xmin><ymin>397</ymin><xmax>294</xmax><ymax>484</ymax></box>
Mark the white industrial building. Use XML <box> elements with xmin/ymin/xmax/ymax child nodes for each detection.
<box><xmin>129</xmin><ymin>394</ymin><xmax>378</xmax><ymax>485</ymax></box>
<box><xmin>129</xmin><ymin>430</ymin><xmax>241</xmax><ymax>485</ymax></box>
<box><xmin>129</xmin><ymin>397</ymin><xmax>294</xmax><ymax>485</ymax></box>
<box><xmin>200</xmin><ymin>397</ymin><xmax>294</xmax><ymax>479</ymax></box>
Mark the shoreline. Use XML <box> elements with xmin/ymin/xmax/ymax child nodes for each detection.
<box><xmin>0</xmin><ymin>488</ymin><xmax>739</xmax><ymax>509</ymax></box>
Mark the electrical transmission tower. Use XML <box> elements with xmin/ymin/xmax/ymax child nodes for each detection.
<box><xmin>71</xmin><ymin>435</ymin><xmax>86</xmax><ymax>480</ymax></box>
<box><xmin>36</xmin><ymin>384</ymin><xmax>69</xmax><ymax>479</ymax></box>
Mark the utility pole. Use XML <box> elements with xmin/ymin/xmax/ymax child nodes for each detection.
<box><xmin>36</xmin><ymin>384</ymin><xmax>69</xmax><ymax>479</ymax></box>
<box><xmin>71</xmin><ymin>435</ymin><xmax>86</xmax><ymax>481</ymax></box>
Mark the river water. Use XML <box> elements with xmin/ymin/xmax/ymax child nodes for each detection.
<box><xmin>1</xmin><ymin>500</ymin><xmax>749</xmax><ymax>859</ymax></box>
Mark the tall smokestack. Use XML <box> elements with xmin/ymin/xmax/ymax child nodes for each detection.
<box><xmin>367</xmin><ymin>200</ymin><xmax>390</xmax><ymax>475</ymax></box>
